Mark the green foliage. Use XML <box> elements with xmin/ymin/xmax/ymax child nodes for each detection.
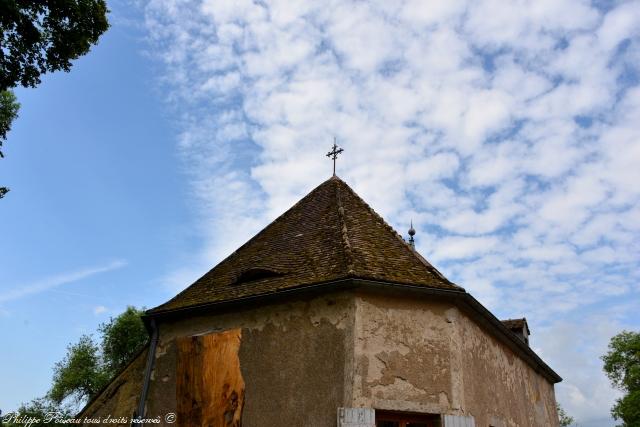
<box><xmin>0</xmin><ymin>90</ymin><xmax>20</xmax><ymax>198</ymax></box>
<box><xmin>602</xmin><ymin>330</ymin><xmax>640</xmax><ymax>426</ymax></box>
<box><xmin>603</xmin><ymin>331</ymin><xmax>640</xmax><ymax>391</ymax></box>
<box><xmin>0</xmin><ymin>91</ymin><xmax>20</xmax><ymax>144</ymax></box>
<box><xmin>48</xmin><ymin>335</ymin><xmax>110</xmax><ymax>404</ymax></box>
<box><xmin>557</xmin><ymin>402</ymin><xmax>575</xmax><ymax>427</ymax></box>
<box><xmin>611</xmin><ymin>390</ymin><xmax>640</xmax><ymax>427</ymax></box>
<box><xmin>99</xmin><ymin>306</ymin><xmax>148</xmax><ymax>373</ymax></box>
<box><xmin>48</xmin><ymin>307</ymin><xmax>148</xmax><ymax>406</ymax></box>
<box><xmin>2</xmin><ymin>397</ymin><xmax>73</xmax><ymax>426</ymax></box>
<box><xmin>0</xmin><ymin>0</ymin><xmax>109</xmax><ymax>91</ymax></box>
<box><xmin>0</xmin><ymin>0</ymin><xmax>108</xmax><ymax>199</ymax></box>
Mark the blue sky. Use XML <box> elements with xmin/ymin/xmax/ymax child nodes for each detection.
<box><xmin>1</xmin><ymin>1</ymin><xmax>639</xmax><ymax>426</ymax></box>
<box><xmin>0</xmin><ymin>0</ymin><xmax>192</xmax><ymax>413</ymax></box>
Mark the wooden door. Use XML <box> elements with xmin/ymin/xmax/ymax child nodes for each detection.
<box><xmin>375</xmin><ymin>410</ymin><xmax>442</xmax><ymax>427</ymax></box>
<box><xmin>176</xmin><ymin>329</ymin><xmax>245</xmax><ymax>427</ymax></box>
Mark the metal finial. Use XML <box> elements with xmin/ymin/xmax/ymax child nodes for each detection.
<box><xmin>408</xmin><ymin>220</ymin><xmax>416</xmax><ymax>249</ymax></box>
<box><xmin>326</xmin><ymin>137</ymin><xmax>344</xmax><ymax>176</ymax></box>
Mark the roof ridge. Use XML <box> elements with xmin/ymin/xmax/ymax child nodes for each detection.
<box><xmin>335</xmin><ymin>179</ymin><xmax>356</xmax><ymax>276</ymax></box>
<box><xmin>337</xmin><ymin>178</ymin><xmax>456</xmax><ymax>286</ymax></box>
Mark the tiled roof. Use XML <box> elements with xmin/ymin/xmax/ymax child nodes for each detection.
<box><xmin>149</xmin><ymin>176</ymin><xmax>463</xmax><ymax>314</ymax></box>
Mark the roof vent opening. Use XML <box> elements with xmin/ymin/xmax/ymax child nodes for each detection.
<box><xmin>230</xmin><ymin>268</ymin><xmax>284</xmax><ymax>286</ymax></box>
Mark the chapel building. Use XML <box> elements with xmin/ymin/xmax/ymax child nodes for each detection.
<box><xmin>80</xmin><ymin>175</ymin><xmax>561</xmax><ymax>427</ymax></box>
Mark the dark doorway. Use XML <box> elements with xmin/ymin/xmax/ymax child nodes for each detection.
<box><xmin>375</xmin><ymin>410</ymin><xmax>442</xmax><ymax>427</ymax></box>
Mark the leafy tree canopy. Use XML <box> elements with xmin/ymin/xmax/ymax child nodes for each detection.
<box><xmin>0</xmin><ymin>0</ymin><xmax>109</xmax><ymax>91</ymax></box>
<box><xmin>0</xmin><ymin>90</ymin><xmax>21</xmax><ymax>198</ymax></box>
<box><xmin>48</xmin><ymin>306</ymin><xmax>148</xmax><ymax>406</ymax></box>
<box><xmin>99</xmin><ymin>306</ymin><xmax>149</xmax><ymax>373</ymax></box>
<box><xmin>0</xmin><ymin>91</ymin><xmax>20</xmax><ymax>145</ymax></box>
<box><xmin>0</xmin><ymin>0</ymin><xmax>109</xmax><ymax>199</ymax></box>
<box><xmin>48</xmin><ymin>335</ymin><xmax>111</xmax><ymax>404</ymax></box>
<box><xmin>2</xmin><ymin>398</ymin><xmax>73</xmax><ymax>427</ymax></box>
<box><xmin>2</xmin><ymin>307</ymin><xmax>147</xmax><ymax>421</ymax></box>
<box><xmin>602</xmin><ymin>330</ymin><xmax>640</xmax><ymax>426</ymax></box>
<box><xmin>557</xmin><ymin>403</ymin><xmax>575</xmax><ymax>427</ymax></box>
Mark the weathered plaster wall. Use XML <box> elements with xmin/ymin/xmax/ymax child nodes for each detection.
<box><xmin>351</xmin><ymin>292</ymin><xmax>559</xmax><ymax>427</ymax></box>
<box><xmin>82</xmin><ymin>289</ymin><xmax>559</xmax><ymax>427</ymax></box>
<box><xmin>456</xmin><ymin>310</ymin><xmax>558</xmax><ymax>427</ymax></box>
<box><xmin>80</xmin><ymin>347</ymin><xmax>148</xmax><ymax>425</ymax></box>
<box><xmin>146</xmin><ymin>291</ymin><xmax>355</xmax><ymax>427</ymax></box>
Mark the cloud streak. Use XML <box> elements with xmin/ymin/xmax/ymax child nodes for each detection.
<box><xmin>0</xmin><ymin>260</ymin><xmax>127</xmax><ymax>303</ymax></box>
<box><xmin>143</xmin><ymin>0</ymin><xmax>640</xmax><ymax>424</ymax></box>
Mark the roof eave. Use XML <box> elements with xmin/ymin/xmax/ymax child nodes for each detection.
<box><xmin>144</xmin><ymin>278</ymin><xmax>561</xmax><ymax>384</ymax></box>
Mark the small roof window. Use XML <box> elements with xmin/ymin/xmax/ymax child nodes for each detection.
<box><xmin>230</xmin><ymin>268</ymin><xmax>284</xmax><ymax>286</ymax></box>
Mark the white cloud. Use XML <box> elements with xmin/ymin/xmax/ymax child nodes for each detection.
<box><xmin>143</xmin><ymin>0</ymin><xmax>640</xmax><ymax>424</ymax></box>
<box><xmin>93</xmin><ymin>305</ymin><xmax>108</xmax><ymax>316</ymax></box>
<box><xmin>0</xmin><ymin>260</ymin><xmax>127</xmax><ymax>303</ymax></box>
<box><xmin>433</xmin><ymin>235</ymin><xmax>500</xmax><ymax>260</ymax></box>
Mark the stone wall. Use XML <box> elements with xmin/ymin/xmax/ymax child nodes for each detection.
<box><xmin>80</xmin><ymin>289</ymin><xmax>559</xmax><ymax>427</ymax></box>
<box><xmin>146</xmin><ymin>291</ymin><xmax>355</xmax><ymax>427</ymax></box>
<box><xmin>80</xmin><ymin>347</ymin><xmax>148</xmax><ymax>425</ymax></box>
<box><xmin>351</xmin><ymin>292</ymin><xmax>559</xmax><ymax>427</ymax></box>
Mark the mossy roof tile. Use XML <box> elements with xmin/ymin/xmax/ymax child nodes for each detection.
<box><xmin>149</xmin><ymin>176</ymin><xmax>463</xmax><ymax>314</ymax></box>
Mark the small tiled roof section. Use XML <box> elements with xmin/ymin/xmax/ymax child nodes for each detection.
<box><xmin>501</xmin><ymin>318</ymin><xmax>530</xmax><ymax>335</ymax></box>
<box><xmin>149</xmin><ymin>176</ymin><xmax>463</xmax><ymax>314</ymax></box>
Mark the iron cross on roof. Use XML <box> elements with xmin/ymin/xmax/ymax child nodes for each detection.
<box><xmin>326</xmin><ymin>138</ymin><xmax>344</xmax><ymax>176</ymax></box>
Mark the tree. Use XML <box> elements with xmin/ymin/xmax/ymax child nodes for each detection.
<box><xmin>99</xmin><ymin>306</ymin><xmax>149</xmax><ymax>373</ymax></box>
<box><xmin>0</xmin><ymin>92</ymin><xmax>20</xmax><ymax>146</ymax></box>
<box><xmin>2</xmin><ymin>307</ymin><xmax>147</xmax><ymax>421</ymax></box>
<box><xmin>1</xmin><ymin>0</ymin><xmax>109</xmax><ymax>91</ymax></box>
<box><xmin>0</xmin><ymin>91</ymin><xmax>20</xmax><ymax>198</ymax></box>
<box><xmin>0</xmin><ymin>0</ymin><xmax>109</xmax><ymax>198</ymax></box>
<box><xmin>2</xmin><ymin>398</ymin><xmax>73</xmax><ymax>427</ymax></box>
<box><xmin>557</xmin><ymin>402</ymin><xmax>575</xmax><ymax>427</ymax></box>
<box><xmin>48</xmin><ymin>306</ymin><xmax>148</xmax><ymax>406</ymax></box>
<box><xmin>48</xmin><ymin>335</ymin><xmax>111</xmax><ymax>404</ymax></box>
<box><xmin>602</xmin><ymin>330</ymin><xmax>640</xmax><ymax>427</ymax></box>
